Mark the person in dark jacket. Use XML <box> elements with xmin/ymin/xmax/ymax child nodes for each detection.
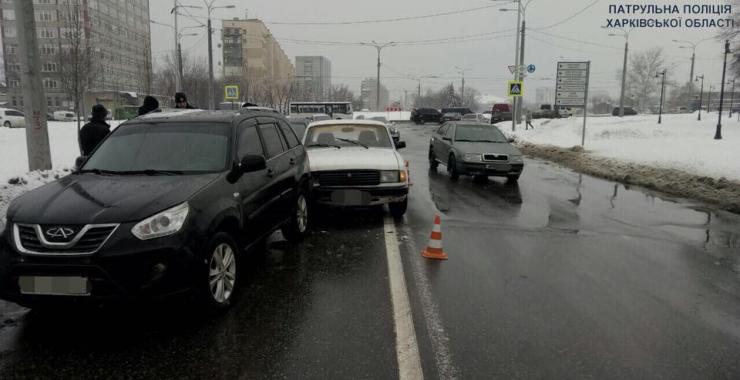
<box><xmin>138</xmin><ymin>96</ymin><xmax>160</xmax><ymax>116</ymax></box>
<box><xmin>80</xmin><ymin>104</ymin><xmax>110</xmax><ymax>156</ymax></box>
<box><xmin>175</xmin><ymin>92</ymin><xmax>195</xmax><ymax>109</ymax></box>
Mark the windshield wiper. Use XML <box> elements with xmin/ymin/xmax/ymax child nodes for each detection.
<box><xmin>306</xmin><ymin>143</ymin><xmax>341</xmax><ymax>149</ymax></box>
<box><xmin>336</xmin><ymin>138</ymin><xmax>369</xmax><ymax>149</ymax></box>
<box><xmin>77</xmin><ymin>168</ymin><xmax>122</xmax><ymax>175</ymax></box>
<box><xmin>118</xmin><ymin>169</ymin><xmax>185</xmax><ymax>176</ymax></box>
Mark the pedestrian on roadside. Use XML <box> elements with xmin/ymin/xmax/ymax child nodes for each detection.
<box><xmin>175</xmin><ymin>92</ymin><xmax>195</xmax><ymax>109</ymax></box>
<box><xmin>525</xmin><ymin>108</ymin><xmax>534</xmax><ymax>130</ymax></box>
<box><xmin>80</xmin><ymin>104</ymin><xmax>110</xmax><ymax>156</ymax></box>
<box><xmin>138</xmin><ymin>96</ymin><xmax>161</xmax><ymax>116</ymax></box>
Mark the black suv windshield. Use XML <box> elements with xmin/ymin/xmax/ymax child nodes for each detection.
<box><xmin>82</xmin><ymin>122</ymin><xmax>231</xmax><ymax>174</ymax></box>
<box><xmin>454</xmin><ymin>124</ymin><xmax>507</xmax><ymax>143</ymax></box>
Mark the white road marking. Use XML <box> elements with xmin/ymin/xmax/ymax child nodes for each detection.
<box><xmin>384</xmin><ymin>216</ymin><xmax>424</xmax><ymax>380</ymax></box>
<box><xmin>400</xmin><ymin>223</ymin><xmax>459</xmax><ymax>380</ymax></box>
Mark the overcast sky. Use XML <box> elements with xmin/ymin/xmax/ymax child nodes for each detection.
<box><xmin>149</xmin><ymin>0</ymin><xmax>730</xmax><ymax>103</ymax></box>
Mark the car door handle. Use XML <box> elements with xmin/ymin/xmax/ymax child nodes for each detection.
<box><xmin>289</xmin><ymin>158</ymin><xmax>296</xmax><ymax>165</ymax></box>
<box><xmin>266</xmin><ymin>168</ymin><xmax>275</xmax><ymax>177</ymax></box>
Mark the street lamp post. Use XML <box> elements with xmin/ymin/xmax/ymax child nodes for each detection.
<box><xmin>655</xmin><ymin>69</ymin><xmax>667</xmax><ymax>124</ymax></box>
<box><xmin>204</xmin><ymin>1</ymin><xmax>235</xmax><ymax>110</ymax></box>
<box><xmin>672</xmin><ymin>38</ymin><xmax>710</xmax><ymax>109</ymax></box>
<box><xmin>695</xmin><ymin>74</ymin><xmax>704</xmax><ymax>121</ymax></box>
<box><xmin>150</xmin><ymin>20</ymin><xmax>202</xmax><ymax>95</ymax></box>
<box><xmin>454</xmin><ymin>66</ymin><xmax>466</xmax><ymax>106</ymax></box>
<box><xmin>499</xmin><ymin>0</ymin><xmax>533</xmax><ymax>128</ymax></box>
<box><xmin>363</xmin><ymin>41</ymin><xmax>396</xmax><ymax>111</ymax></box>
<box><xmin>492</xmin><ymin>0</ymin><xmax>521</xmax><ymax>131</ymax></box>
<box><xmin>715</xmin><ymin>40</ymin><xmax>730</xmax><ymax>140</ymax></box>
<box><xmin>170</xmin><ymin>2</ymin><xmax>202</xmax><ymax>93</ymax></box>
<box><xmin>708</xmin><ymin>85</ymin><xmax>715</xmax><ymax>112</ymax></box>
<box><xmin>728</xmin><ymin>78</ymin><xmax>736</xmax><ymax>118</ymax></box>
<box><xmin>609</xmin><ymin>29</ymin><xmax>631</xmax><ymax>117</ymax></box>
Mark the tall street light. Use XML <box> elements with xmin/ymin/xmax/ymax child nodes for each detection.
<box><xmin>672</xmin><ymin>38</ymin><xmax>711</xmax><ymax>108</ymax></box>
<box><xmin>454</xmin><ymin>66</ymin><xmax>467</xmax><ymax>106</ymax></box>
<box><xmin>728</xmin><ymin>77</ymin><xmax>736</xmax><ymax>118</ymax></box>
<box><xmin>204</xmin><ymin>1</ymin><xmax>235</xmax><ymax>110</ymax></box>
<box><xmin>609</xmin><ymin>28</ymin><xmax>632</xmax><ymax>117</ymax></box>
<box><xmin>412</xmin><ymin>74</ymin><xmax>440</xmax><ymax>105</ymax></box>
<box><xmin>362</xmin><ymin>41</ymin><xmax>396</xmax><ymax>111</ymax></box>
<box><xmin>500</xmin><ymin>0</ymin><xmax>534</xmax><ymax>127</ymax></box>
<box><xmin>715</xmin><ymin>40</ymin><xmax>730</xmax><ymax>140</ymax></box>
<box><xmin>655</xmin><ymin>69</ymin><xmax>667</xmax><ymax>124</ymax></box>
<box><xmin>170</xmin><ymin>1</ymin><xmax>202</xmax><ymax>93</ymax></box>
<box><xmin>492</xmin><ymin>0</ymin><xmax>521</xmax><ymax>131</ymax></box>
<box><xmin>695</xmin><ymin>74</ymin><xmax>704</xmax><ymax>121</ymax></box>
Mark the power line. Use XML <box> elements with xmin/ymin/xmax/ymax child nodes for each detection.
<box><xmin>529</xmin><ymin>30</ymin><xmax>621</xmax><ymax>50</ymax></box>
<box><xmin>531</xmin><ymin>0</ymin><xmax>601</xmax><ymax>31</ymax></box>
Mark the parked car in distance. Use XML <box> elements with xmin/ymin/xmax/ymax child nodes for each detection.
<box><xmin>440</xmin><ymin>112</ymin><xmax>463</xmax><ymax>124</ymax></box>
<box><xmin>429</xmin><ymin>122</ymin><xmax>524</xmax><ymax>182</ymax></box>
<box><xmin>410</xmin><ymin>108</ymin><xmax>441</xmax><ymax>124</ymax></box>
<box><xmin>461</xmin><ymin>113</ymin><xmax>489</xmax><ymax>123</ymax></box>
<box><xmin>612</xmin><ymin>106</ymin><xmax>638</xmax><ymax>116</ymax></box>
<box><xmin>288</xmin><ymin>117</ymin><xmax>309</xmax><ymax>141</ymax></box>
<box><xmin>0</xmin><ymin>108</ymin><xmax>25</xmax><ymax>128</ymax></box>
<box><xmin>558</xmin><ymin>106</ymin><xmax>573</xmax><ymax>118</ymax></box>
<box><xmin>533</xmin><ymin>104</ymin><xmax>560</xmax><ymax>119</ymax></box>
<box><xmin>490</xmin><ymin>103</ymin><xmax>512</xmax><ymax>123</ymax></box>
<box><xmin>369</xmin><ymin>116</ymin><xmax>400</xmax><ymax>142</ymax></box>
<box><xmin>53</xmin><ymin>110</ymin><xmax>78</xmax><ymax>122</ymax></box>
<box><xmin>311</xmin><ymin>114</ymin><xmax>332</xmax><ymax>122</ymax></box>
<box><xmin>302</xmin><ymin>120</ymin><xmax>409</xmax><ymax>217</ymax></box>
<box><xmin>0</xmin><ymin>109</ymin><xmax>311</xmax><ymax>311</ymax></box>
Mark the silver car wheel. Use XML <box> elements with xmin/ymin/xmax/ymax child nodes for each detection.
<box><xmin>297</xmin><ymin>194</ymin><xmax>308</xmax><ymax>233</ymax></box>
<box><xmin>208</xmin><ymin>243</ymin><xmax>236</xmax><ymax>304</ymax></box>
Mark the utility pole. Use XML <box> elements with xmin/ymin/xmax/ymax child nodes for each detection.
<box><xmin>656</xmin><ymin>69</ymin><xmax>667</xmax><ymax>124</ymax></box>
<box><xmin>695</xmin><ymin>74</ymin><xmax>704</xmax><ymax>121</ymax></box>
<box><xmin>708</xmin><ymin>85</ymin><xmax>714</xmax><ymax>112</ymax></box>
<box><xmin>715</xmin><ymin>40</ymin><xmax>730</xmax><ymax>140</ymax></box>
<box><xmin>172</xmin><ymin>0</ymin><xmax>181</xmax><ymax>92</ymax></box>
<box><xmin>673</xmin><ymin>38</ymin><xmax>710</xmax><ymax>109</ymax></box>
<box><xmin>728</xmin><ymin>78</ymin><xmax>736</xmax><ymax>118</ymax></box>
<box><xmin>498</xmin><ymin>0</ymin><xmax>532</xmax><ymax>129</ymax></box>
<box><xmin>609</xmin><ymin>29</ymin><xmax>631</xmax><ymax>117</ymax></box>
<box><xmin>517</xmin><ymin>18</ymin><xmax>526</xmax><ymax>123</ymax></box>
<box><xmin>454</xmin><ymin>66</ymin><xmax>466</xmax><ymax>106</ymax></box>
<box><xmin>14</xmin><ymin>0</ymin><xmax>51</xmax><ymax>170</ymax></box>
<box><xmin>204</xmin><ymin>1</ymin><xmax>236</xmax><ymax>110</ymax></box>
<box><xmin>364</xmin><ymin>41</ymin><xmax>395</xmax><ymax>111</ymax></box>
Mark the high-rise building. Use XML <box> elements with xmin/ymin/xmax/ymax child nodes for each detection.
<box><xmin>294</xmin><ymin>56</ymin><xmax>331</xmax><ymax>101</ymax></box>
<box><xmin>0</xmin><ymin>0</ymin><xmax>153</xmax><ymax>111</ymax></box>
<box><xmin>360</xmin><ymin>78</ymin><xmax>389</xmax><ymax>111</ymax></box>
<box><xmin>221</xmin><ymin>18</ymin><xmax>293</xmax><ymax>98</ymax></box>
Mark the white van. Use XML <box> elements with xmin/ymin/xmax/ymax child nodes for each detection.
<box><xmin>0</xmin><ymin>108</ymin><xmax>26</xmax><ymax>128</ymax></box>
<box><xmin>53</xmin><ymin>110</ymin><xmax>77</xmax><ymax>122</ymax></box>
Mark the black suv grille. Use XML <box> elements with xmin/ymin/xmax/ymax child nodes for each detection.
<box><xmin>17</xmin><ymin>225</ymin><xmax>117</xmax><ymax>255</ymax></box>
<box><xmin>483</xmin><ymin>154</ymin><xmax>508</xmax><ymax>161</ymax></box>
<box><xmin>316</xmin><ymin>170</ymin><xmax>380</xmax><ymax>187</ymax></box>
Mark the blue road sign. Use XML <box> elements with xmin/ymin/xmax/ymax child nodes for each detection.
<box><xmin>527</xmin><ymin>64</ymin><xmax>536</xmax><ymax>74</ymax></box>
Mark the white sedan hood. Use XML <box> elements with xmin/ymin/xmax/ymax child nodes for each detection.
<box><xmin>307</xmin><ymin>148</ymin><xmax>403</xmax><ymax>172</ymax></box>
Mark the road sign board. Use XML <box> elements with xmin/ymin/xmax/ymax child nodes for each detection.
<box><xmin>558</xmin><ymin>62</ymin><xmax>589</xmax><ymax>70</ymax></box>
<box><xmin>556</xmin><ymin>99</ymin><xmax>587</xmax><ymax>106</ymax></box>
<box><xmin>557</xmin><ymin>91</ymin><xmax>586</xmax><ymax>98</ymax></box>
<box><xmin>557</xmin><ymin>70</ymin><xmax>588</xmax><ymax>78</ymax></box>
<box><xmin>557</xmin><ymin>77</ymin><xmax>587</xmax><ymax>85</ymax></box>
<box><xmin>527</xmin><ymin>64</ymin><xmax>536</xmax><ymax>73</ymax></box>
<box><xmin>224</xmin><ymin>85</ymin><xmax>239</xmax><ymax>101</ymax></box>
<box><xmin>557</xmin><ymin>85</ymin><xmax>587</xmax><ymax>92</ymax></box>
<box><xmin>508</xmin><ymin>65</ymin><xmax>516</xmax><ymax>74</ymax></box>
<box><xmin>508</xmin><ymin>80</ymin><xmax>523</xmax><ymax>97</ymax></box>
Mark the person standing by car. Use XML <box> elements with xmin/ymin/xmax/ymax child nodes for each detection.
<box><xmin>175</xmin><ymin>92</ymin><xmax>195</xmax><ymax>109</ymax></box>
<box><xmin>79</xmin><ymin>104</ymin><xmax>110</xmax><ymax>155</ymax></box>
<box><xmin>138</xmin><ymin>96</ymin><xmax>161</xmax><ymax>116</ymax></box>
<box><xmin>525</xmin><ymin>109</ymin><xmax>534</xmax><ymax>130</ymax></box>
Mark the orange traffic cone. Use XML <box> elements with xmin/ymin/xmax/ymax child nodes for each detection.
<box><xmin>422</xmin><ymin>215</ymin><xmax>448</xmax><ymax>260</ymax></box>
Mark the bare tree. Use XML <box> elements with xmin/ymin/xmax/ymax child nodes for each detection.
<box><xmin>57</xmin><ymin>1</ymin><xmax>96</xmax><ymax>152</ymax></box>
<box><xmin>153</xmin><ymin>52</ymin><xmax>210</xmax><ymax>108</ymax></box>
<box><xmin>330</xmin><ymin>84</ymin><xmax>354</xmax><ymax>102</ymax></box>
<box><xmin>623</xmin><ymin>47</ymin><xmax>669</xmax><ymax>112</ymax></box>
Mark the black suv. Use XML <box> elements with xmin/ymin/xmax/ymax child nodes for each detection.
<box><xmin>0</xmin><ymin>110</ymin><xmax>310</xmax><ymax>310</ymax></box>
<box><xmin>411</xmin><ymin>108</ymin><xmax>441</xmax><ymax>124</ymax></box>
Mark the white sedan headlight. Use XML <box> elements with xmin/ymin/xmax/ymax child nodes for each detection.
<box><xmin>509</xmin><ymin>155</ymin><xmax>523</xmax><ymax>163</ymax></box>
<box><xmin>380</xmin><ymin>170</ymin><xmax>400</xmax><ymax>183</ymax></box>
<box><xmin>132</xmin><ymin>202</ymin><xmax>189</xmax><ymax>240</ymax></box>
<box><xmin>463</xmin><ymin>153</ymin><xmax>483</xmax><ymax>162</ymax></box>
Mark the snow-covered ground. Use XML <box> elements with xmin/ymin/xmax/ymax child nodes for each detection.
<box><xmin>505</xmin><ymin>112</ymin><xmax>740</xmax><ymax>181</ymax></box>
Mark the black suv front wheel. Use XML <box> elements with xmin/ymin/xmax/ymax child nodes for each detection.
<box><xmin>198</xmin><ymin>232</ymin><xmax>238</xmax><ymax>310</ymax></box>
<box><xmin>282</xmin><ymin>191</ymin><xmax>309</xmax><ymax>242</ymax></box>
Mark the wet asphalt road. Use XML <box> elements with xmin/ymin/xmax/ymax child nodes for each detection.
<box><xmin>1</xmin><ymin>122</ymin><xmax>740</xmax><ymax>379</ymax></box>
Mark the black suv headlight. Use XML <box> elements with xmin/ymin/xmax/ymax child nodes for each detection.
<box><xmin>132</xmin><ymin>202</ymin><xmax>190</xmax><ymax>240</ymax></box>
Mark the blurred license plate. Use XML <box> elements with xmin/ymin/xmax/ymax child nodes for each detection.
<box><xmin>19</xmin><ymin>276</ymin><xmax>90</xmax><ymax>296</ymax></box>
<box><xmin>486</xmin><ymin>164</ymin><xmax>511</xmax><ymax>171</ymax></box>
<box><xmin>331</xmin><ymin>190</ymin><xmax>370</xmax><ymax>205</ymax></box>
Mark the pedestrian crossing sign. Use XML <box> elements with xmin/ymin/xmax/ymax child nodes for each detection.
<box><xmin>508</xmin><ymin>81</ymin><xmax>523</xmax><ymax>97</ymax></box>
<box><xmin>224</xmin><ymin>85</ymin><xmax>239</xmax><ymax>101</ymax></box>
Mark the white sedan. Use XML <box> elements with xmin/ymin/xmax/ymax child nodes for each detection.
<box><xmin>303</xmin><ymin>120</ymin><xmax>409</xmax><ymax>217</ymax></box>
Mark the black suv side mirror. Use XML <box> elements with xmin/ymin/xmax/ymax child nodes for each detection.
<box><xmin>394</xmin><ymin>140</ymin><xmax>406</xmax><ymax>149</ymax></box>
<box><xmin>74</xmin><ymin>156</ymin><xmax>88</xmax><ymax>170</ymax></box>
<box><xmin>239</xmin><ymin>154</ymin><xmax>267</xmax><ymax>173</ymax></box>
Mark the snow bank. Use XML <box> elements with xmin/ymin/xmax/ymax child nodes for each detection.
<box><xmin>504</xmin><ymin>112</ymin><xmax>740</xmax><ymax>181</ymax></box>
<box><xmin>353</xmin><ymin>111</ymin><xmax>410</xmax><ymax>122</ymax></box>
